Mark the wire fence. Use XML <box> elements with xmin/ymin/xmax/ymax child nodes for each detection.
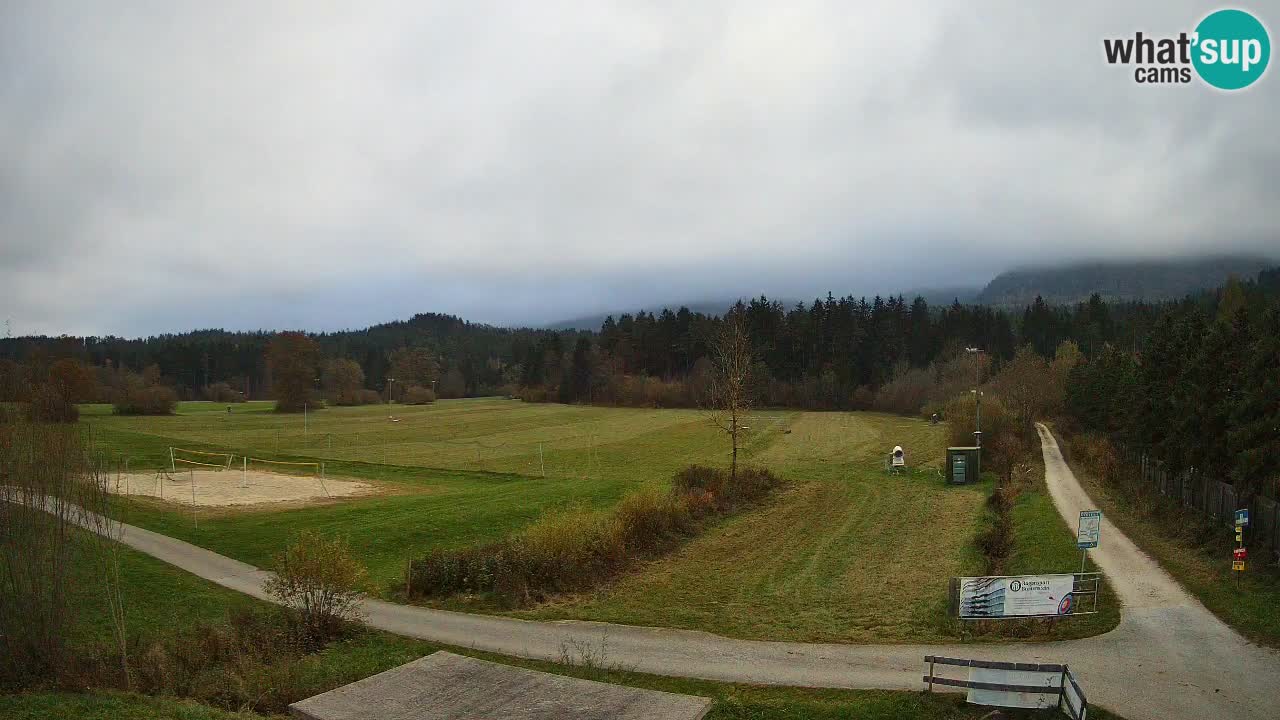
<box><xmin>1132</xmin><ymin>452</ymin><xmax>1280</xmax><ymax>562</ymax></box>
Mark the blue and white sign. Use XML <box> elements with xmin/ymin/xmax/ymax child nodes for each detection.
<box><xmin>958</xmin><ymin>575</ymin><xmax>1077</xmax><ymax>619</ymax></box>
<box><xmin>1235</xmin><ymin>508</ymin><xmax>1250</xmax><ymax>527</ymax></box>
<box><xmin>1077</xmin><ymin>510</ymin><xmax>1102</xmax><ymax>549</ymax></box>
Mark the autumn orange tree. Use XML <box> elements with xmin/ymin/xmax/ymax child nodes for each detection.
<box><xmin>321</xmin><ymin>358</ymin><xmax>366</xmax><ymax>406</ymax></box>
<box><xmin>266</xmin><ymin>332</ymin><xmax>321</xmax><ymax>412</ymax></box>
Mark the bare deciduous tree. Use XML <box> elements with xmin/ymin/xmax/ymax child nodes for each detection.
<box><xmin>706</xmin><ymin>309</ymin><xmax>756</xmax><ymax>482</ymax></box>
<box><xmin>0</xmin><ymin>417</ymin><xmax>126</xmax><ymax>687</ymax></box>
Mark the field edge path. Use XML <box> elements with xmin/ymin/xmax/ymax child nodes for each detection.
<box><xmin>26</xmin><ymin>425</ymin><xmax>1280</xmax><ymax>720</ymax></box>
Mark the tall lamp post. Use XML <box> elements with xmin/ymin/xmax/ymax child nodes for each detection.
<box><xmin>386</xmin><ymin>377</ymin><xmax>396</xmax><ymax>418</ymax></box>
<box><xmin>965</xmin><ymin>347</ymin><xmax>984</xmax><ymax>447</ymax></box>
<box><xmin>305</xmin><ymin>376</ymin><xmax>319</xmax><ymax>434</ymax></box>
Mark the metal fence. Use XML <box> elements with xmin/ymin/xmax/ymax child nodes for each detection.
<box><xmin>1135</xmin><ymin>453</ymin><xmax>1280</xmax><ymax>560</ymax></box>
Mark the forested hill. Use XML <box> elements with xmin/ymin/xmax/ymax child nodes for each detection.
<box><xmin>4</xmin><ymin>266</ymin><xmax>1278</xmax><ymax>408</ymax></box>
<box><xmin>0</xmin><ymin>313</ymin><xmax>566</xmax><ymax>400</ymax></box>
<box><xmin>975</xmin><ymin>256</ymin><xmax>1275</xmax><ymax>307</ymax></box>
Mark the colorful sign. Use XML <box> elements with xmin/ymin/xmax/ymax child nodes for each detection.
<box><xmin>957</xmin><ymin>575</ymin><xmax>1077</xmax><ymax>619</ymax></box>
<box><xmin>1235</xmin><ymin>508</ymin><xmax>1250</xmax><ymax>527</ymax></box>
<box><xmin>1233</xmin><ymin>560</ymin><xmax>1246</xmax><ymax>571</ymax></box>
<box><xmin>1077</xmin><ymin>510</ymin><xmax>1102</xmax><ymax>549</ymax></box>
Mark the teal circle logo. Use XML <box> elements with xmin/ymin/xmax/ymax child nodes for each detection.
<box><xmin>1192</xmin><ymin>9</ymin><xmax>1270</xmax><ymax>90</ymax></box>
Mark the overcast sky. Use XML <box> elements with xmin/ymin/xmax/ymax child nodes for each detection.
<box><xmin>2</xmin><ymin>2</ymin><xmax>1276</xmax><ymax>337</ymax></box>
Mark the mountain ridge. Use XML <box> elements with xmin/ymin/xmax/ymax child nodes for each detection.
<box><xmin>975</xmin><ymin>255</ymin><xmax>1275</xmax><ymax>307</ymax></box>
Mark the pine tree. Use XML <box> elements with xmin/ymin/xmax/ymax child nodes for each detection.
<box><xmin>1229</xmin><ymin>307</ymin><xmax>1280</xmax><ymax>498</ymax></box>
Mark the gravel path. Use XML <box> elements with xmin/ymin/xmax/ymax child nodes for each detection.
<box><xmin>62</xmin><ymin>423</ymin><xmax>1280</xmax><ymax>720</ymax></box>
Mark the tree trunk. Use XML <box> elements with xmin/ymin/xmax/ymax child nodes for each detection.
<box><xmin>731</xmin><ymin>431</ymin><xmax>738</xmax><ymax>483</ymax></box>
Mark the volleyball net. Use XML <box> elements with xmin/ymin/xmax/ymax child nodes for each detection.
<box><xmin>242</xmin><ymin>456</ymin><xmax>329</xmax><ymax>497</ymax></box>
<box><xmin>170</xmin><ymin>447</ymin><xmax>234</xmax><ymax>471</ymax></box>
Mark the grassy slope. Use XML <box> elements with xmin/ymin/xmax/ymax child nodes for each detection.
<box><xmin>24</xmin><ymin>540</ymin><xmax>1124</xmax><ymax>720</ymax></box>
<box><xmin>1050</xmin><ymin>428</ymin><xmax>1280</xmax><ymax>647</ymax></box>
<box><xmin>522</xmin><ymin>413</ymin><xmax>982</xmax><ymax>642</ymax></box>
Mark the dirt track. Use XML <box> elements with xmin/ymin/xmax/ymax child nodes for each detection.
<box><xmin>57</xmin><ymin>424</ymin><xmax>1280</xmax><ymax>719</ymax></box>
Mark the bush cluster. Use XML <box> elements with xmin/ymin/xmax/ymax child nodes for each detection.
<box><xmin>400</xmin><ymin>385</ymin><xmax>436</xmax><ymax>404</ymax></box>
<box><xmin>202</xmin><ymin>382</ymin><xmax>245</xmax><ymax>403</ymax></box>
<box><xmin>671</xmin><ymin>464</ymin><xmax>779</xmax><ymax>510</ymax></box>
<box><xmin>112</xmin><ymin>386</ymin><xmax>177</xmax><ymax>416</ymax></box>
<box><xmin>25</xmin><ymin>385</ymin><xmax>79</xmax><ymax>423</ymax></box>
<box><xmin>73</xmin><ymin>607</ymin><xmax>358</xmax><ymax>715</ymax></box>
<box><xmin>408</xmin><ymin>465</ymin><xmax>782</xmax><ymax>605</ymax></box>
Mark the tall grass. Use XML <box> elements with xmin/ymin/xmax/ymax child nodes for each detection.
<box><xmin>408</xmin><ymin>465</ymin><xmax>782</xmax><ymax>605</ymax></box>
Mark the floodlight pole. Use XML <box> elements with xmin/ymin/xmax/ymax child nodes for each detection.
<box><xmin>967</xmin><ymin>347</ymin><xmax>984</xmax><ymax>447</ymax></box>
<box><xmin>387</xmin><ymin>377</ymin><xmax>396</xmax><ymax>418</ymax></box>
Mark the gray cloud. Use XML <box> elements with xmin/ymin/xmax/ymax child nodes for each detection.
<box><xmin>2</xmin><ymin>1</ymin><xmax>1277</xmax><ymax>336</ymax></box>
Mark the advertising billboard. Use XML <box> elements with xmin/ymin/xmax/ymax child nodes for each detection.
<box><xmin>957</xmin><ymin>574</ymin><xmax>1077</xmax><ymax>619</ymax></box>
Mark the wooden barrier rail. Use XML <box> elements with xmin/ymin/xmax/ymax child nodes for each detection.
<box><xmin>924</xmin><ymin>655</ymin><xmax>1088</xmax><ymax>720</ymax></box>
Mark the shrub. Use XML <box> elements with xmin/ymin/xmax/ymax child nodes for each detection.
<box><xmin>25</xmin><ymin>385</ymin><xmax>79</xmax><ymax>423</ymax></box>
<box><xmin>401</xmin><ymin>385</ymin><xmax>436</xmax><ymax>404</ymax></box>
<box><xmin>730</xmin><ymin>466</ymin><xmax>782</xmax><ymax>505</ymax></box>
<box><xmin>672</xmin><ymin>464</ymin><xmax>780</xmax><ymax>510</ymax></box>
<box><xmin>871</xmin><ymin>366</ymin><xmax>935</xmax><ymax>415</ymax></box>
<box><xmin>672</xmin><ymin>464</ymin><xmax>727</xmax><ymax>497</ymax></box>
<box><xmin>94</xmin><ymin>607</ymin><xmax>350</xmax><ymax>714</ymax></box>
<box><xmin>113</xmin><ymin>385</ymin><xmax>177</xmax><ymax>415</ymax></box>
<box><xmin>263</xmin><ymin>531</ymin><xmax>367</xmax><ymax>648</ymax></box>
<box><xmin>976</xmin><ymin>485</ymin><xmax>1016</xmax><ymax>575</ymax></box>
<box><xmin>518</xmin><ymin>385</ymin><xmax>551</xmax><ymax>403</ymax></box>
<box><xmin>203</xmin><ymin>382</ymin><xmax>244</xmax><ymax>403</ymax></box>
<box><xmin>614</xmin><ymin>485</ymin><xmax>695</xmax><ymax>541</ymax></box>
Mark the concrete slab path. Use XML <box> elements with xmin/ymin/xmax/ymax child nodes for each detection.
<box><xmin>289</xmin><ymin>651</ymin><xmax>711</xmax><ymax>720</ymax></box>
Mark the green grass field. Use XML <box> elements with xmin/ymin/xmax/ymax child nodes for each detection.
<box><xmin>10</xmin><ymin>539</ymin><xmax>1123</xmax><ymax>720</ymax></box>
<box><xmin>89</xmin><ymin>399</ymin><xmax>795</xmax><ymax>595</ymax></box>
<box><xmin>81</xmin><ymin>399</ymin><xmax>1115</xmax><ymax>643</ymax></box>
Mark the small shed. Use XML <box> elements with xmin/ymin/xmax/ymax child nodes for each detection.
<box><xmin>946</xmin><ymin>447</ymin><xmax>981</xmax><ymax>484</ymax></box>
